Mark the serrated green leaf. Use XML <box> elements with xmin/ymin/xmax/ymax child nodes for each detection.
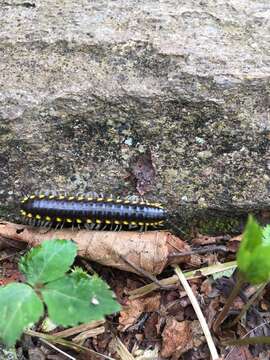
<box><xmin>41</xmin><ymin>271</ymin><xmax>121</xmax><ymax>327</ymax></box>
<box><xmin>19</xmin><ymin>239</ymin><xmax>77</xmax><ymax>286</ymax></box>
<box><xmin>262</xmin><ymin>225</ymin><xmax>270</xmax><ymax>246</ymax></box>
<box><xmin>243</xmin><ymin>245</ymin><xmax>270</xmax><ymax>284</ymax></box>
<box><xmin>241</xmin><ymin>215</ymin><xmax>263</xmax><ymax>251</ymax></box>
<box><xmin>0</xmin><ymin>283</ymin><xmax>44</xmax><ymax>346</ymax></box>
<box><xmin>237</xmin><ymin>215</ymin><xmax>263</xmax><ymax>273</ymax></box>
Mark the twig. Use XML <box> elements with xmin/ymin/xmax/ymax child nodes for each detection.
<box><xmin>169</xmin><ymin>245</ymin><xmax>228</xmax><ymax>258</ymax></box>
<box><xmin>39</xmin><ymin>338</ymin><xmax>76</xmax><ymax>360</ymax></box>
<box><xmin>24</xmin><ymin>329</ymin><xmax>116</xmax><ymax>360</ymax></box>
<box><xmin>174</xmin><ymin>265</ymin><xmax>219</xmax><ymax>360</ymax></box>
<box><xmin>129</xmin><ymin>261</ymin><xmax>237</xmax><ymax>299</ymax></box>
<box><xmin>119</xmin><ymin>254</ymin><xmax>175</xmax><ymax>290</ymax></box>
<box><xmin>114</xmin><ymin>336</ymin><xmax>135</xmax><ymax>360</ymax></box>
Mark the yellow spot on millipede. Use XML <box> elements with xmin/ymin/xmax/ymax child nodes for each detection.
<box><xmin>138</xmin><ymin>222</ymin><xmax>144</xmax><ymax>226</ymax></box>
<box><xmin>131</xmin><ymin>221</ymin><xmax>137</xmax><ymax>226</ymax></box>
<box><xmin>97</xmin><ymin>198</ymin><xmax>103</xmax><ymax>201</ymax></box>
<box><xmin>124</xmin><ymin>200</ymin><xmax>130</xmax><ymax>204</ymax></box>
<box><xmin>45</xmin><ymin>216</ymin><xmax>51</xmax><ymax>221</ymax></box>
<box><xmin>49</xmin><ymin>195</ymin><xmax>55</xmax><ymax>199</ymax></box>
<box><xmin>39</xmin><ymin>194</ymin><xmax>45</xmax><ymax>199</ymax></box>
<box><xmin>56</xmin><ymin>217</ymin><xmax>62</xmax><ymax>222</ymax></box>
<box><xmin>35</xmin><ymin>214</ymin><xmax>41</xmax><ymax>220</ymax></box>
<box><xmin>77</xmin><ymin>196</ymin><xmax>84</xmax><ymax>201</ymax></box>
<box><xmin>27</xmin><ymin>213</ymin><xmax>32</xmax><ymax>218</ymax></box>
<box><xmin>96</xmin><ymin>219</ymin><xmax>101</xmax><ymax>224</ymax></box>
<box><xmin>30</xmin><ymin>195</ymin><xmax>35</xmax><ymax>199</ymax></box>
<box><xmin>58</xmin><ymin>195</ymin><xmax>65</xmax><ymax>200</ymax></box>
<box><xmin>106</xmin><ymin>198</ymin><xmax>113</xmax><ymax>202</ymax></box>
<box><xmin>87</xmin><ymin>197</ymin><xmax>93</xmax><ymax>201</ymax></box>
<box><xmin>123</xmin><ymin>221</ymin><xmax>129</xmax><ymax>225</ymax></box>
<box><xmin>20</xmin><ymin>210</ymin><xmax>27</xmax><ymax>216</ymax></box>
<box><xmin>114</xmin><ymin>220</ymin><xmax>120</xmax><ymax>225</ymax></box>
<box><xmin>68</xmin><ymin>196</ymin><xmax>75</xmax><ymax>200</ymax></box>
<box><xmin>86</xmin><ymin>219</ymin><xmax>92</xmax><ymax>223</ymax></box>
<box><xmin>116</xmin><ymin>199</ymin><xmax>122</xmax><ymax>203</ymax></box>
<box><xmin>105</xmin><ymin>220</ymin><xmax>111</xmax><ymax>224</ymax></box>
<box><xmin>66</xmin><ymin>218</ymin><xmax>72</xmax><ymax>223</ymax></box>
<box><xmin>76</xmin><ymin>219</ymin><xmax>82</xmax><ymax>224</ymax></box>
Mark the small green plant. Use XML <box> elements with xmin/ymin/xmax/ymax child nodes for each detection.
<box><xmin>237</xmin><ymin>215</ymin><xmax>270</xmax><ymax>284</ymax></box>
<box><xmin>214</xmin><ymin>215</ymin><xmax>270</xmax><ymax>344</ymax></box>
<box><xmin>0</xmin><ymin>239</ymin><xmax>121</xmax><ymax>346</ymax></box>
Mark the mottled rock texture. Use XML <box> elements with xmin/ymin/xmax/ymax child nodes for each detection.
<box><xmin>0</xmin><ymin>0</ymin><xmax>269</xmax><ymax>232</ymax></box>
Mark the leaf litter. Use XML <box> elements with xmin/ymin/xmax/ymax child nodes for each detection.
<box><xmin>0</xmin><ymin>222</ymin><xmax>270</xmax><ymax>359</ymax></box>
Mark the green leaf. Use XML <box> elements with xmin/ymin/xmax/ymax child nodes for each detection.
<box><xmin>262</xmin><ymin>225</ymin><xmax>270</xmax><ymax>246</ymax></box>
<box><xmin>241</xmin><ymin>215</ymin><xmax>263</xmax><ymax>251</ymax></box>
<box><xmin>237</xmin><ymin>216</ymin><xmax>270</xmax><ymax>284</ymax></box>
<box><xmin>0</xmin><ymin>283</ymin><xmax>44</xmax><ymax>346</ymax></box>
<box><xmin>19</xmin><ymin>239</ymin><xmax>77</xmax><ymax>286</ymax></box>
<box><xmin>237</xmin><ymin>215</ymin><xmax>263</xmax><ymax>273</ymax></box>
<box><xmin>243</xmin><ymin>245</ymin><xmax>270</xmax><ymax>284</ymax></box>
<box><xmin>41</xmin><ymin>270</ymin><xmax>121</xmax><ymax>326</ymax></box>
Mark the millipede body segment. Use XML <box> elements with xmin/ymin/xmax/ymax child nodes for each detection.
<box><xmin>20</xmin><ymin>194</ymin><xmax>167</xmax><ymax>230</ymax></box>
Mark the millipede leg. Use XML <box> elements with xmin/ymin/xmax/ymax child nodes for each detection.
<box><xmin>95</xmin><ymin>223</ymin><xmax>101</xmax><ymax>230</ymax></box>
<box><xmin>40</xmin><ymin>222</ymin><xmax>53</xmax><ymax>234</ymax></box>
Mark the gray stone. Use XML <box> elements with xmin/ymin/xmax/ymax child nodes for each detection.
<box><xmin>0</xmin><ymin>0</ymin><xmax>269</xmax><ymax>233</ymax></box>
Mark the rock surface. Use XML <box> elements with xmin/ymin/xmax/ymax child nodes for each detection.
<box><xmin>0</xmin><ymin>0</ymin><xmax>269</xmax><ymax>232</ymax></box>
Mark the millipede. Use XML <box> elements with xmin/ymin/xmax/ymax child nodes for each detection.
<box><xmin>19</xmin><ymin>193</ymin><xmax>167</xmax><ymax>231</ymax></box>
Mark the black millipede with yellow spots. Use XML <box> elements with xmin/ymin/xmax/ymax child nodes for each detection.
<box><xmin>20</xmin><ymin>194</ymin><xmax>167</xmax><ymax>229</ymax></box>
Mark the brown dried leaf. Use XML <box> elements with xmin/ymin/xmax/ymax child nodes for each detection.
<box><xmin>129</xmin><ymin>148</ymin><xmax>156</xmax><ymax>195</ymax></box>
<box><xmin>119</xmin><ymin>294</ymin><xmax>160</xmax><ymax>331</ymax></box>
<box><xmin>0</xmin><ymin>222</ymin><xmax>189</xmax><ymax>275</ymax></box>
<box><xmin>161</xmin><ymin>318</ymin><xmax>204</xmax><ymax>358</ymax></box>
<box><xmin>225</xmin><ymin>346</ymin><xmax>253</xmax><ymax>360</ymax></box>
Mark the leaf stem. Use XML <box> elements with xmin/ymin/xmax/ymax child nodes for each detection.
<box><xmin>224</xmin><ymin>336</ymin><xmax>270</xmax><ymax>346</ymax></box>
<box><xmin>213</xmin><ymin>271</ymin><xmax>245</xmax><ymax>333</ymax></box>
<box><xmin>227</xmin><ymin>282</ymin><xmax>266</xmax><ymax>328</ymax></box>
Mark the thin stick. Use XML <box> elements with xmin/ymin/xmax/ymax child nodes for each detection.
<box><xmin>119</xmin><ymin>254</ymin><xmax>175</xmax><ymax>290</ymax></box>
<box><xmin>129</xmin><ymin>261</ymin><xmax>237</xmax><ymax>300</ymax></box>
<box><xmin>24</xmin><ymin>329</ymin><xmax>116</xmax><ymax>360</ymax></box>
<box><xmin>39</xmin><ymin>338</ymin><xmax>76</xmax><ymax>360</ymax></box>
<box><xmin>169</xmin><ymin>245</ymin><xmax>228</xmax><ymax>258</ymax></box>
<box><xmin>174</xmin><ymin>265</ymin><xmax>219</xmax><ymax>360</ymax></box>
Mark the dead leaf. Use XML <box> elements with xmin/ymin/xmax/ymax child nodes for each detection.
<box><xmin>0</xmin><ymin>222</ymin><xmax>190</xmax><ymax>275</ymax></box>
<box><xmin>129</xmin><ymin>148</ymin><xmax>156</xmax><ymax>195</ymax></box>
<box><xmin>161</xmin><ymin>318</ymin><xmax>204</xmax><ymax>358</ymax></box>
<box><xmin>119</xmin><ymin>294</ymin><xmax>161</xmax><ymax>331</ymax></box>
<box><xmin>225</xmin><ymin>346</ymin><xmax>253</xmax><ymax>360</ymax></box>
